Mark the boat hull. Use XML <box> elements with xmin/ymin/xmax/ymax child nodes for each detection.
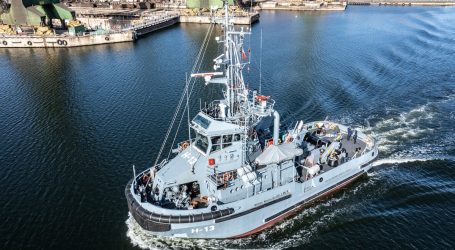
<box><xmin>126</xmin><ymin>147</ymin><xmax>377</xmax><ymax>239</ymax></box>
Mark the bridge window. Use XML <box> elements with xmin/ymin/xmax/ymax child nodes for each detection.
<box><xmin>194</xmin><ymin>133</ymin><xmax>209</xmax><ymax>154</ymax></box>
<box><xmin>223</xmin><ymin>135</ymin><xmax>232</xmax><ymax>148</ymax></box>
<box><xmin>193</xmin><ymin>114</ymin><xmax>210</xmax><ymax>129</ymax></box>
<box><xmin>210</xmin><ymin>134</ymin><xmax>240</xmax><ymax>153</ymax></box>
<box><xmin>211</xmin><ymin>136</ymin><xmax>221</xmax><ymax>152</ymax></box>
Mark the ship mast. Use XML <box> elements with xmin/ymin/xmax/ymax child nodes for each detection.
<box><xmin>219</xmin><ymin>0</ymin><xmax>250</xmax><ymax>119</ymax></box>
<box><xmin>220</xmin><ymin>0</ymin><xmax>253</xmax><ymax>167</ymax></box>
<box><xmin>192</xmin><ymin>1</ymin><xmax>255</xmax><ymax>166</ymax></box>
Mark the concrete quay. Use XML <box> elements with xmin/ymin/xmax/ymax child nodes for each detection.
<box><xmin>0</xmin><ymin>31</ymin><xmax>134</xmax><ymax>48</ymax></box>
<box><xmin>0</xmin><ymin>9</ymin><xmax>179</xmax><ymax>48</ymax></box>
<box><xmin>0</xmin><ymin>8</ymin><xmax>257</xmax><ymax>48</ymax></box>
<box><xmin>130</xmin><ymin>14</ymin><xmax>179</xmax><ymax>37</ymax></box>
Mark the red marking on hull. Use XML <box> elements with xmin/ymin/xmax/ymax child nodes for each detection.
<box><xmin>230</xmin><ymin>172</ymin><xmax>366</xmax><ymax>239</ymax></box>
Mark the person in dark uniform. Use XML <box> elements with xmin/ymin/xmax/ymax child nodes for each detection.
<box><xmin>353</xmin><ymin>130</ymin><xmax>358</xmax><ymax>144</ymax></box>
<box><xmin>347</xmin><ymin>127</ymin><xmax>352</xmax><ymax>141</ymax></box>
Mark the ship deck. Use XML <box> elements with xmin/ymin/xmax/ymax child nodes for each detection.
<box><xmin>319</xmin><ymin>133</ymin><xmax>368</xmax><ymax>172</ymax></box>
<box><xmin>303</xmin><ymin>122</ymin><xmax>370</xmax><ymax>173</ymax></box>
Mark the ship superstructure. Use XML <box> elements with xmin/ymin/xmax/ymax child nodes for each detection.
<box><xmin>125</xmin><ymin>1</ymin><xmax>378</xmax><ymax>238</ymax></box>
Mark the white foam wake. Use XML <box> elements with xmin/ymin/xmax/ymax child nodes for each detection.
<box><xmin>371</xmin><ymin>158</ymin><xmax>432</xmax><ymax>167</ymax></box>
<box><xmin>358</xmin><ymin>95</ymin><xmax>455</xmax><ymax>154</ymax></box>
<box><xmin>362</xmin><ymin>104</ymin><xmax>436</xmax><ymax>147</ymax></box>
<box><xmin>125</xmin><ymin>96</ymin><xmax>455</xmax><ymax>249</ymax></box>
<box><xmin>126</xmin><ymin>213</ymin><xmax>253</xmax><ymax>250</ymax></box>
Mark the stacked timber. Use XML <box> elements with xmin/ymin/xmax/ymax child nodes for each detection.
<box><xmin>0</xmin><ymin>24</ymin><xmax>15</xmax><ymax>34</ymax></box>
<box><xmin>34</xmin><ymin>26</ymin><xmax>53</xmax><ymax>35</ymax></box>
<box><xmin>68</xmin><ymin>19</ymin><xmax>82</xmax><ymax>27</ymax></box>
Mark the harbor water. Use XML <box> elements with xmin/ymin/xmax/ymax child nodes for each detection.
<box><xmin>1</xmin><ymin>6</ymin><xmax>455</xmax><ymax>249</ymax></box>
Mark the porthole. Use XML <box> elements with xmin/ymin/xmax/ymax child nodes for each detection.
<box><xmin>319</xmin><ymin>177</ymin><xmax>323</xmax><ymax>182</ymax></box>
<box><xmin>372</xmin><ymin>152</ymin><xmax>375</xmax><ymax>157</ymax></box>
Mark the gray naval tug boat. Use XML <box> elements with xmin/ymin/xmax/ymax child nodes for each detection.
<box><xmin>126</xmin><ymin>1</ymin><xmax>378</xmax><ymax>239</ymax></box>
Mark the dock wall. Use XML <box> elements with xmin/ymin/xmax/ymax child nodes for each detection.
<box><xmin>132</xmin><ymin>15</ymin><xmax>179</xmax><ymax>37</ymax></box>
<box><xmin>0</xmin><ymin>31</ymin><xmax>134</xmax><ymax>48</ymax></box>
<box><xmin>0</xmin><ymin>9</ymin><xmax>258</xmax><ymax>48</ymax></box>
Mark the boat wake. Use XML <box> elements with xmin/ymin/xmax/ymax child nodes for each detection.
<box><xmin>126</xmin><ymin>212</ymin><xmax>258</xmax><ymax>250</ymax></box>
<box><xmin>125</xmin><ymin>197</ymin><xmax>352</xmax><ymax>250</ymax></box>
<box><xmin>362</xmin><ymin>105</ymin><xmax>436</xmax><ymax>153</ymax></box>
<box><xmin>372</xmin><ymin>157</ymin><xmax>434</xmax><ymax>167</ymax></box>
<box><xmin>360</xmin><ymin>94</ymin><xmax>455</xmax><ymax>157</ymax></box>
<box><xmin>126</xmin><ymin>95</ymin><xmax>455</xmax><ymax>249</ymax></box>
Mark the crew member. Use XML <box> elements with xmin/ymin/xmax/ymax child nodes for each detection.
<box><xmin>353</xmin><ymin>130</ymin><xmax>358</xmax><ymax>144</ymax></box>
<box><xmin>347</xmin><ymin>127</ymin><xmax>352</xmax><ymax>141</ymax></box>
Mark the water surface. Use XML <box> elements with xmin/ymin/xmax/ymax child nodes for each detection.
<box><xmin>1</xmin><ymin>6</ymin><xmax>455</xmax><ymax>250</ymax></box>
